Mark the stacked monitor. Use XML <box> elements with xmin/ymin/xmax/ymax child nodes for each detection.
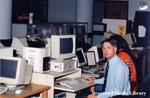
<box><xmin>51</xmin><ymin>35</ymin><xmax>76</xmax><ymax>60</ymax></box>
<box><xmin>0</xmin><ymin>56</ymin><xmax>32</xmax><ymax>86</ymax></box>
<box><xmin>76</xmin><ymin>48</ymin><xmax>87</xmax><ymax>67</ymax></box>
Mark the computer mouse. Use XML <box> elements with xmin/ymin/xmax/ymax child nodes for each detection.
<box><xmin>15</xmin><ymin>89</ymin><xmax>23</xmax><ymax>94</ymax></box>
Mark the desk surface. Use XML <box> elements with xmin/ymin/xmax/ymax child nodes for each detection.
<box><xmin>0</xmin><ymin>83</ymin><xmax>50</xmax><ymax>98</ymax></box>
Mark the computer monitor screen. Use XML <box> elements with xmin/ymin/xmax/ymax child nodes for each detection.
<box><xmin>97</xmin><ymin>46</ymin><xmax>104</xmax><ymax>61</ymax></box>
<box><xmin>60</xmin><ymin>38</ymin><xmax>73</xmax><ymax>53</ymax></box>
<box><xmin>51</xmin><ymin>35</ymin><xmax>76</xmax><ymax>59</ymax></box>
<box><xmin>0</xmin><ymin>57</ymin><xmax>28</xmax><ymax>86</ymax></box>
<box><xmin>76</xmin><ymin>48</ymin><xmax>87</xmax><ymax>67</ymax></box>
<box><xmin>0</xmin><ymin>59</ymin><xmax>17</xmax><ymax>78</ymax></box>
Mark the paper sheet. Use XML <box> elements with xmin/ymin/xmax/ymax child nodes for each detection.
<box><xmin>138</xmin><ymin>25</ymin><xmax>146</xmax><ymax>37</ymax></box>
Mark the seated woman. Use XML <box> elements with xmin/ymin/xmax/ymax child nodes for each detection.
<box><xmin>109</xmin><ymin>34</ymin><xmax>138</xmax><ymax>95</ymax></box>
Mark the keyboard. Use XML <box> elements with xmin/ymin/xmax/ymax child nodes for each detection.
<box><xmin>0</xmin><ymin>86</ymin><xmax>8</xmax><ymax>94</ymax></box>
<box><xmin>56</xmin><ymin>78</ymin><xmax>89</xmax><ymax>89</ymax></box>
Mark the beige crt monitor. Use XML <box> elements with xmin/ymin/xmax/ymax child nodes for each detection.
<box><xmin>51</xmin><ymin>35</ymin><xmax>76</xmax><ymax>60</ymax></box>
<box><xmin>88</xmin><ymin>46</ymin><xmax>99</xmax><ymax>63</ymax></box>
<box><xmin>76</xmin><ymin>48</ymin><xmax>87</xmax><ymax>67</ymax></box>
<box><xmin>0</xmin><ymin>57</ymin><xmax>32</xmax><ymax>86</ymax></box>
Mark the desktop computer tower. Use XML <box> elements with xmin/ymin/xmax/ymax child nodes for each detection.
<box><xmin>50</xmin><ymin>59</ymin><xmax>77</xmax><ymax>72</ymax></box>
<box><xmin>23</xmin><ymin>47</ymin><xmax>50</xmax><ymax>73</ymax></box>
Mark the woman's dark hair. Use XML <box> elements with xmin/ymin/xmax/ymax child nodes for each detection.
<box><xmin>109</xmin><ymin>34</ymin><xmax>137</xmax><ymax>66</ymax></box>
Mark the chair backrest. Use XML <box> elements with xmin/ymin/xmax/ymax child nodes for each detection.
<box><xmin>135</xmin><ymin>48</ymin><xmax>149</xmax><ymax>83</ymax></box>
<box><xmin>137</xmin><ymin>74</ymin><xmax>150</xmax><ymax>98</ymax></box>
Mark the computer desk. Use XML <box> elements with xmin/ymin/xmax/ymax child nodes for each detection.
<box><xmin>0</xmin><ymin>83</ymin><xmax>50</xmax><ymax>98</ymax></box>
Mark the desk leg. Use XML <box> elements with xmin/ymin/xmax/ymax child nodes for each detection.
<box><xmin>41</xmin><ymin>90</ymin><xmax>48</xmax><ymax>98</ymax></box>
